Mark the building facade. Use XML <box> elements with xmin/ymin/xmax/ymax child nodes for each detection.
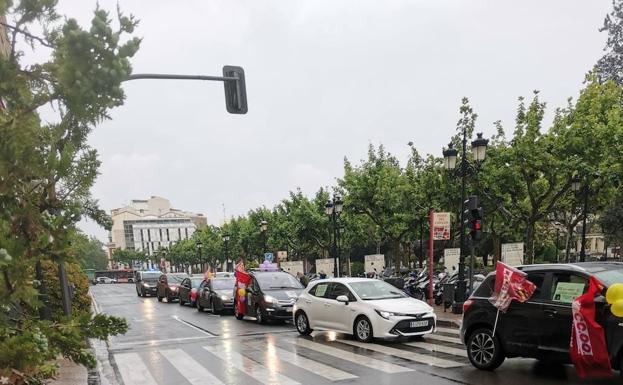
<box><xmin>107</xmin><ymin>196</ymin><xmax>206</xmax><ymax>267</ymax></box>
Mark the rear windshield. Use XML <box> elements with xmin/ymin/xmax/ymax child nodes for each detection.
<box><xmin>472</xmin><ymin>276</ymin><xmax>494</xmax><ymax>297</ymax></box>
<box><xmin>212</xmin><ymin>278</ymin><xmax>235</xmax><ymax>290</ymax></box>
<box><xmin>255</xmin><ymin>273</ymin><xmax>303</xmax><ymax>290</ymax></box>
<box><xmin>167</xmin><ymin>274</ymin><xmax>187</xmax><ymax>283</ymax></box>
<box><xmin>593</xmin><ymin>268</ymin><xmax>623</xmax><ymax>287</ymax></box>
<box><xmin>191</xmin><ymin>278</ymin><xmax>203</xmax><ymax>288</ymax></box>
<box><xmin>140</xmin><ymin>272</ymin><xmax>160</xmax><ymax>280</ymax></box>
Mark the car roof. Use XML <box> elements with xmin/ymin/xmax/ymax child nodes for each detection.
<box><xmin>516</xmin><ymin>261</ymin><xmax>623</xmax><ymax>273</ymax></box>
<box><xmin>310</xmin><ymin>277</ymin><xmax>382</xmax><ymax>284</ymax></box>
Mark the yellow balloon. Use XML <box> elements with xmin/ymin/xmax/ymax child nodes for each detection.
<box><xmin>606</xmin><ymin>283</ymin><xmax>623</xmax><ymax>304</ymax></box>
<box><xmin>238</xmin><ymin>288</ymin><xmax>246</xmax><ymax>297</ymax></box>
<box><xmin>611</xmin><ymin>299</ymin><xmax>623</xmax><ymax>318</ymax></box>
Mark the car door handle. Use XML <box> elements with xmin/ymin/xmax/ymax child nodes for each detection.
<box><xmin>324</xmin><ymin>303</ymin><xmax>331</xmax><ymax>307</ymax></box>
<box><xmin>544</xmin><ymin>309</ymin><xmax>557</xmax><ymax>317</ymax></box>
<box><xmin>304</xmin><ymin>300</ymin><xmax>312</xmax><ymax>304</ymax></box>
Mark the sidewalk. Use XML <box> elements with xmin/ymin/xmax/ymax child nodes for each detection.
<box><xmin>434</xmin><ymin>304</ymin><xmax>463</xmax><ymax>327</ymax></box>
<box><xmin>47</xmin><ymin>358</ymin><xmax>88</xmax><ymax>385</ymax></box>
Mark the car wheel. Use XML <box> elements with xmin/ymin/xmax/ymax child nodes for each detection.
<box><xmin>255</xmin><ymin>305</ymin><xmax>266</xmax><ymax>324</ymax></box>
<box><xmin>354</xmin><ymin>316</ymin><xmax>374</xmax><ymax>343</ymax></box>
<box><xmin>295</xmin><ymin>311</ymin><xmax>312</xmax><ymax>336</ymax></box>
<box><xmin>211</xmin><ymin>299</ymin><xmax>220</xmax><ymax>315</ymax></box>
<box><xmin>179</xmin><ymin>296</ymin><xmax>185</xmax><ymax>306</ymax></box>
<box><xmin>466</xmin><ymin>327</ymin><xmax>505</xmax><ymax>371</ymax></box>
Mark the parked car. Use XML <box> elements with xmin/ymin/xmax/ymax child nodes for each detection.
<box><xmin>96</xmin><ymin>276</ymin><xmax>117</xmax><ymax>284</ymax></box>
<box><xmin>197</xmin><ymin>276</ymin><xmax>236</xmax><ymax>314</ymax></box>
<box><xmin>178</xmin><ymin>276</ymin><xmax>205</xmax><ymax>307</ymax></box>
<box><xmin>135</xmin><ymin>271</ymin><xmax>161</xmax><ymax>297</ymax></box>
<box><xmin>294</xmin><ymin>278</ymin><xmax>436</xmax><ymax>342</ymax></box>
<box><xmin>214</xmin><ymin>272</ymin><xmax>234</xmax><ymax>278</ymax></box>
<box><xmin>235</xmin><ymin>270</ymin><xmax>304</xmax><ymax>323</ymax></box>
<box><xmin>156</xmin><ymin>273</ymin><xmax>189</xmax><ymax>302</ymax></box>
<box><xmin>460</xmin><ymin>262</ymin><xmax>623</xmax><ymax>376</ymax></box>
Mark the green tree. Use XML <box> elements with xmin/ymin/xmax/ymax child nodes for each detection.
<box><xmin>68</xmin><ymin>231</ymin><xmax>108</xmax><ymax>270</ymax></box>
<box><xmin>0</xmin><ymin>1</ymin><xmax>139</xmax><ymax>381</ymax></box>
<box><xmin>595</xmin><ymin>0</ymin><xmax>623</xmax><ymax>85</ymax></box>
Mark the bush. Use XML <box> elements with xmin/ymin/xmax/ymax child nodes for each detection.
<box><xmin>41</xmin><ymin>260</ymin><xmax>91</xmax><ymax>319</ymax></box>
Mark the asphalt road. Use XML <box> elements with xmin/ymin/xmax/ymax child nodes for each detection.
<box><xmin>91</xmin><ymin>284</ymin><xmax>617</xmax><ymax>385</ymax></box>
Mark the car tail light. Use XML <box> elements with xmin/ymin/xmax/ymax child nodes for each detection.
<box><xmin>463</xmin><ymin>299</ymin><xmax>474</xmax><ymax>314</ymax></box>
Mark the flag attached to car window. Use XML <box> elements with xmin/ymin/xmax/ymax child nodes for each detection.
<box><xmin>569</xmin><ymin>276</ymin><xmax>612</xmax><ymax>378</ymax></box>
<box><xmin>489</xmin><ymin>262</ymin><xmax>536</xmax><ymax>312</ymax></box>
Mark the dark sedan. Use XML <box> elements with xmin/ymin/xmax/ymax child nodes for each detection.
<box><xmin>156</xmin><ymin>273</ymin><xmax>189</xmax><ymax>302</ymax></box>
<box><xmin>178</xmin><ymin>276</ymin><xmax>204</xmax><ymax>307</ymax></box>
<box><xmin>197</xmin><ymin>277</ymin><xmax>236</xmax><ymax>314</ymax></box>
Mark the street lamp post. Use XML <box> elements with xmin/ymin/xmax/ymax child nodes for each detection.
<box><xmin>222</xmin><ymin>233</ymin><xmax>230</xmax><ymax>272</ymax></box>
<box><xmin>259</xmin><ymin>220</ymin><xmax>268</xmax><ymax>260</ymax></box>
<box><xmin>442</xmin><ymin>132</ymin><xmax>488</xmax><ymax>312</ymax></box>
<box><xmin>325</xmin><ymin>195</ymin><xmax>344</xmax><ymax>277</ymax></box>
<box><xmin>196</xmin><ymin>240</ymin><xmax>203</xmax><ymax>273</ymax></box>
<box><xmin>572</xmin><ymin>174</ymin><xmax>589</xmax><ymax>262</ymax></box>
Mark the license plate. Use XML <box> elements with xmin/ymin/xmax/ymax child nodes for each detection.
<box><xmin>410</xmin><ymin>320</ymin><xmax>428</xmax><ymax>328</ymax></box>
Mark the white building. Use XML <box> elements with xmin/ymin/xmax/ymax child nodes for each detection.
<box><xmin>107</xmin><ymin>196</ymin><xmax>206</xmax><ymax>267</ymax></box>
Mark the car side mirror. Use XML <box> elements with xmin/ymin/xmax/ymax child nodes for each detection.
<box><xmin>336</xmin><ymin>295</ymin><xmax>349</xmax><ymax>305</ymax></box>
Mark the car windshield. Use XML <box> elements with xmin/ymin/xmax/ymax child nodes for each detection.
<box><xmin>349</xmin><ymin>280</ymin><xmax>407</xmax><ymax>300</ymax></box>
<box><xmin>255</xmin><ymin>273</ymin><xmax>303</xmax><ymax>289</ymax></box>
<box><xmin>167</xmin><ymin>274</ymin><xmax>186</xmax><ymax>283</ymax></box>
<box><xmin>593</xmin><ymin>268</ymin><xmax>623</xmax><ymax>287</ymax></box>
<box><xmin>212</xmin><ymin>278</ymin><xmax>235</xmax><ymax>290</ymax></box>
<box><xmin>190</xmin><ymin>278</ymin><xmax>203</xmax><ymax>288</ymax></box>
<box><xmin>141</xmin><ymin>272</ymin><xmax>160</xmax><ymax>280</ymax></box>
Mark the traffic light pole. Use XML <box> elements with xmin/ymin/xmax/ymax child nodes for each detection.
<box><xmin>454</xmin><ymin>127</ymin><xmax>468</xmax><ymax>314</ymax></box>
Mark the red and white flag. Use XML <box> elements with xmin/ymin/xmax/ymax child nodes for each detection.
<box><xmin>570</xmin><ymin>276</ymin><xmax>612</xmax><ymax>378</ymax></box>
<box><xmin>489</xmin><ymin>262</ymin><xmax>536</xmax><ymax>312</ymax></box>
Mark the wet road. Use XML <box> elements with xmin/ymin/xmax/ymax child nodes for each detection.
<box><xmin>91</xmin><ymin>284</ymin><xmax>616</xmax><ymax>385</ymax></box>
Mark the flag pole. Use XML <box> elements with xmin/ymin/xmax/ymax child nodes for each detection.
<box><xmin>492</xmin><ymin>308</ymin><xmax>500</xmax><ymax>337</ymax></box>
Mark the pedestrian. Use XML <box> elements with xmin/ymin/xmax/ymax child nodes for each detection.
<box><xmin>297</xmin><ymin>272</ymin><xmax>309</xmax><ymax>287</ymax></box>
<box><xmin>319</xmin><ymin>270</ymin><xmax>327</xmax><ymax>279</ymax></box>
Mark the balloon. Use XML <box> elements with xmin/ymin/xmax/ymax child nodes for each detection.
<box><xmin>606</xmin><ymin>283</ymin><xmax>623</xmax><ymax>304</ymax></box>
<box><xmin>238</xmin><ymin>288</ymin><xmax>246</xmax><ymax>297</ymax></box>
<box><xmin>239</xmin><ymin>296</ymin><xmax>246</xmax><ymax>303</ymax></box>
<box><xmin>611</xmin><ymin>299</ymin><xmax>623</xmax><ymax>318</ymax></box>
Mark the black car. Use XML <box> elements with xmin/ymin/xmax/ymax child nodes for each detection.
<box><xmin>235</xmin><ymin>270</ymin><xmax>304</xmax><ymax>323</ymax></box>
<box><xmin>197</xmin><ymin>277</ymin><xmax>236</xmax><ymax>314</ymax></box>
<box><xmin>178</xmin><ymin>276</ymin><xmax>204</xmax><ymax>307</ymax></box>
<box><xmin>156</xmin><ymin>273</ymin><xmax>189</xmax><ymax>302</ymax></box>
<box><xmin>460</xmin><ymin>262</ymin><xmax>623</xmax><ymax>376</ymax></box>
<box><xmin>135</xmin><ymin>271</ymin><xmax>161</xmax><ymax>297</ymax></box>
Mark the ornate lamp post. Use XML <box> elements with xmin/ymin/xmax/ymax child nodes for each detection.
<box><xmin>572</xmin><ymin>174</ymin><xmax>589</xmax><ymax>262</ymax></box>
<box><xmin>222</xmin><ymin>233</ymin><xmax>230</xmax><ymax>272</ymax></box>
<box><xmin>195</xmin><ymin>240</ymin><xmax>203</xmax><ymax>273</ymax></box>
<box><xmin>259</xmin><ymin>220</ymin><xmax>268</xmax><ymax>260</ymax></box>
<box><xmin>325</xmin><ymin>195</ymin><xmax>344</xmax><ymax>277</ymax></box>
<box><xmin>442</xmin><ymin>132</ymin><xmax>488</xmax><ymax>312</ymax></box>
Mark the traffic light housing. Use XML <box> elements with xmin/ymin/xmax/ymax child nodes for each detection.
<box><xmin>467</xmin><ymin>195</ymin><xmax>483</xmax><ymax>240</ymax></box>
<box><xmin>223</xmin><ymin>65</ymin><xmax>248</xmax><ymax>114</ymax></box>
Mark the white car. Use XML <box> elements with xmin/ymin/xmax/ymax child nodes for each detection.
<box><xmin>293</xmin><ymin>278</ymin><xmax>436</xmax><ymax>342</ymax></box>
<box><xmin>97</xmin><ymin>277</ymin><xmax>117</xmax><ymax>284</ymax></box>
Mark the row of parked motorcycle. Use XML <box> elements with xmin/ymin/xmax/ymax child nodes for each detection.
<box><xmin>380</xmin><ymin>268</ymin><xmax>487</xmax><ymax>309</ymax></box>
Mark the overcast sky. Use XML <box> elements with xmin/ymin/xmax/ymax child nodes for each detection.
<box><xmin>50</xmin><ymin>0</ymin><xmax>611</xmax><ymax>242</ymax></box>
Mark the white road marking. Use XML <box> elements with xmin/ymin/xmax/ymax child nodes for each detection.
<box><xmin>293</xmin><ymin>338</ymin><xmax>413</xmax><ymax>374</ymax></box>
<box><xmin>425</xmin><ymin>333</ymin><xmax>462</xmax><ymax>344</ymax></box>
<box><xmin>115</xmin><ymin>352</ymin><xmax>158</xmax><ymax>385</ymax></box>
<box><xmin>435</xmin><ymin>327</ymin><xmax>460</xmax><ymax>335</ymax></box>
<box><xmin>160</xmin><ymin>349</ymin><xmax>225</xmax><ymax>385</ymax></box>
<box><xmin>271</xmin><ymin>345</ymin><xmax>357</xmax><ymax>381</ymax></box>
<box><xmin>403</xmin><ymin>341</ymin><xmax>468</xmax><ymax>357</ymax></box>
<box><xmin>203</xmin><ymin>345</ymin><xmax>300</xmax><ymax>385</ymax></box>
<box><xmin>171</xmin><ymin>315</ymin><xmax>216</xmax><ymax>336</ymax></box>
<box><xmin>114</xmin><ymin>336</ymin><xmax>213</xmax><ymax>348</ymax></box>
<box><xmin>338</xmin><ymin>340</ymin><xmax>464</xmax><ymax>368</ymax></box>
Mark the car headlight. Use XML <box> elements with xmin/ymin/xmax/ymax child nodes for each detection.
<box><xmin>376</xmin><ymin>310</ymin><xmax>400</xmax><ymax>319</ymax></box>
<box><xmin>143</xmin><ymin>283</ymin><xmax>149</xmax><ymax>287</ymax></box>
<box><xmin>264</xmin><ymin>295</ymin><xmax>278</xmax><ymax>304</ymax></box>
<box><xmin>220</xmin><ymin>295</ymin><xmax>229</xmax><ymax>301</ymax></box>
<box><xmin>170</xmin><ymin>286</ymin><xmax>177</xmax><ymax>291</ymax></box>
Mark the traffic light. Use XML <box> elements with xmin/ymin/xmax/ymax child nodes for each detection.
<box><xmin>467</xmin><ymin>195</ymin><xmax>483</xmax><ymax>240</ymax></box>
<box><xmin>222</xmin><ymin>65</ymin><xmax>248</xmax><ymax>114</ymax></box>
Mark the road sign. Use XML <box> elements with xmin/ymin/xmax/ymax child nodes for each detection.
<box><xmin>264</xmin><ymin>252</ymin><xmax>273</xmax><ymax>262</ymax></box>
<box><xmin>315</xmin><ymin>258</ymin><xmax>335</xmax><ymax>278</ymax></box>
<box><xmin>433</xmin><ymin>212</ymin><xmax>451</xmax><ymax>240</ymax></box>
<box><xmin>276</xmin><ymin>251</ymin><xmax>288</xmax><ymax>262</ymax></box>
<box><xmin>443</xmin><ymin>248</ymin><xmax>460</xmax><ymax>273</ymax></box>
<box><xmin>502</xmin><ymin>243</ymin><xmax>524</xmax><ymax>266</ymax></box>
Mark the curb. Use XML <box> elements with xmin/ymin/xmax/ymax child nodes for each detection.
<box><xmin>89</xmin><ymin>290</ymin><xmax>120</xmax><ymax>385</ymax></box>
<box><xmin>436</xmin><ymin>318</ymin><xmax>462</xmax><ymax>328</ymax></box>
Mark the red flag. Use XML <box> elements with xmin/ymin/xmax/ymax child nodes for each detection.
<box><xmin>489</xmin><ymin>262</ymin><xmax>536</xmax><ymax>312</ymax></box>
<box><xmin>570</xmin><ymin>276</ymin><xmax>612</xmax><ymax>378</ymax></box>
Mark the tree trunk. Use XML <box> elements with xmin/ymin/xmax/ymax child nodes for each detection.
<box><xmin>392</xmin><ymin>239</ymin><xmax>401</xmax><ymax>274</ymax></box>
<box><xmin>525</xmin><ymin>223</ymin><xmax>535</xmax><ymax>264</ymax></box>
<box><xmin>493</xmin><ymin>235</ymin><xmax>501</xmax><ymax>265</ymax></box>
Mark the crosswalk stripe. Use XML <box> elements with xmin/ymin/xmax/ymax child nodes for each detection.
<box><xmin>338</xmin><ymin>340</ymin><xmax>464</xmax><ymax>368</ymax></box>
<box><xmin>115</xmin><ymin>352</ymin><xmax>158</xmax><ymax>385</ymax></box>
<box><xmin>293</xmin><ymin>338</ymin><xmax>413</xmax><ymax>374</ymax></box>
<box><xmin>159</xmin><ymin>349</ymin><xmax>225</xmax><ymax>385</ymax></box>
<box><xmin>436</xmin><ymin>327</ymin><xmax>460</xmax><ymax>335</ymax></box>
<box><xmin>271</xmin><ymin>345</ymin><xmax>358</xmax><ymax>381</ymax></box>
<box><xmin>203</xmin><ymin>345</ymin><xmax>301</xmax><ymax>385</ymax></box>
<box><xmin>425</xmin><ymin>333</ymin><xmax>462</xmax><ymax>344</ymax></box>
<box><xmin>403</xmin><ymin>341</ymin><xmax>468</xmax><ymax>357</ymax></box>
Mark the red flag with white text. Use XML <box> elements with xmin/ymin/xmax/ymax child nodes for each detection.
<box><xmin>489</xmin><ymin>262</ymin><xmax>536</xmax><ymax>312</ymax></box>
<box><xmin>569</xmin><ymin>276</ymin><xmax>612</xmax><ymax>378</ymax></box>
